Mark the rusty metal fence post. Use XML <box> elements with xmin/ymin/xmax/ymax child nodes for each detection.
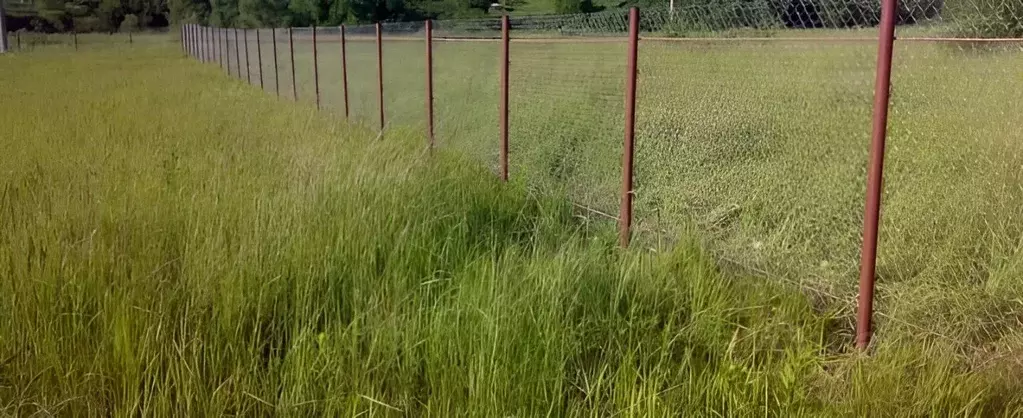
<box><xmin>256</xmin><ymin>29</ymin><xmax>264</xmax><ymax>90</ymax></box>
<box><xmin>289</xmin><ymin>28</ymin><xmax>297</xmax><ymax>101</ymax></box>
<box><xmin>376</xmin><ymin>22</ymin><xmax>384</xmax><ymax>131</ymax></box>
<box><xmin>619</xmin><ymin>7</ymin><xmax>639</xmax><ymax>248</ymax></box>
<box><xmin>198</xmin><ymin>25</ymin><xmax>204</xmax><ymax>61</ymax></box>
<box><xmin>213</xmin><ymin>26</ymin><xmax>219</xmax><ymax>69</ymax></box>
<box><xmin>244</xmin><ymin>28</ymin><xmax>251</xmax><ymax>84</ymax></box>
<box><xmin>426</xmin><ymin>19</ymin><xmax>435</xmax><ymax>149</ymax></box>
<box><xmin>202</xmin><ymin>26</ymin><xmax>208</xmax><ymax>62</ymax></box>
<box><xmin>225</xmin><ymin>28</ymin><xmax>231</xmax><ymax>74</ymax></box>
<box><xmin>340</xmin><ymin>24</ymin><xmax>350</xmax><ymax>119</ymax></box>
<box><xmin>272</xmin><ymin>28</ymin><xmax>280</xmax><ymax>97</ymax></box>
<box><xmin>856</xmin><ymin>0</ymin><xmax>898</xmax><ymax>351</ymax></box>
<box><xmin>226</xmin><ymin>27</ymin><xmax>231</xmax><ymax>74</ymax></box>
<box><xmin>234</xmin><ymin>28</ymin><xmax>242</xmax><ymax>79</ymax></box>
<box><xmin>313</xmin><ymin>25</ymin><xmax>320</xmax><ymax>109</ymax></box>
<box><xmin>198</xmin><ymin>26</ymin><xmax>204</xmax><ymax>61</ymax></box>
<box><xmin>194</xmin><ymin>26</ymin><xmax>199</xmax><ymax>60</ymax></box>
<box><xmin>499</xmin><ymin>15</ymin><xmax>510</xmax><ymax>181</ymax></box>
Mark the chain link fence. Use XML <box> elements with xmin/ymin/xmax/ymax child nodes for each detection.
<box><xmin>182</xmin><ymin>0</ymin><xmax>1022</xmax><ymax>347</ymax></box>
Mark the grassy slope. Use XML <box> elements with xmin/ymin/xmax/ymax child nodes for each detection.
<box><xmin>0</xmin><ymin>41</ymin><xmax>1021</xmax><ymax>415</ymax></box>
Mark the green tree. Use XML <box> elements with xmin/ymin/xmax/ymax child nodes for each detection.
<box><xmin>239</xmin><ymin>0</ymin><xmax>291</xmax><ymax>26</ymax></box>
<box><xmin>553</xmin><ymin>0</ymin><xmax>580</xmax><ymax>13</ymax></box>
<box><xmin>209</xmin><ymin>0</ymin><xmax>240</xmax><ymax>25</ymax></box>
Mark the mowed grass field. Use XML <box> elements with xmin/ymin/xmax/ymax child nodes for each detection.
<box><xmin>2</xmin><ymin>36</ymin><xmax>1023</xmax><ymax>415</ymax></box>
<box><xmin>221</xmin><ymin>30</ymin><xmax>1023</xmax><ymax>349</ymax></box>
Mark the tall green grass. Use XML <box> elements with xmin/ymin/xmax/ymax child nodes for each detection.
<box><xmin>1</xmin><ymin>42</ymin><xmax>1022</xmax><ymax>415</ymax></box>
<box><xmin>248</xmin><ymin>33</ymin><xmax>1023</xmax><ymax>356</ymax></box>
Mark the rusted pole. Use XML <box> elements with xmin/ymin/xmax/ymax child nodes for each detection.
<box><xmin>234</xmin><ymin>28</ymin><xmax>241</xmax><ymax>79</ymax></box>
<box><xmin>244</xmin><ymin>28</ymin><xmax>251</xmax><ymax>83</ymax></box>
<box><xmin>376</xmin><ymin>22</ymin><xmax>384</xmax><ymax>131</ymax></box>
<box><xmin>289</xmin><ymin>28</ymin><xmax>297</xmax><ymax>101</ymax></box>
<box><xmin>619</xmin><ymin>7</ymin><xmax>639</xmax><ymax>248</ymax></box>
<box><xmin>201</xmin><ymin>26</ymin><xmax>207</xmax><ymax>62</ymax></box>
<box><xmin>499</xmin><ymin>15</ymin><xmax>510</xmax><ymax>181</ymax></box>
<box><xmin>203</xmin><ymin>26</ymin><xmax>208</xmax><ymax>61</ymax></box>
<box><xmin>128</xmin><ymin>28</ymin><xmax>132</xmax><ymax>44</ymax></box>
<box><xmin>313</xmin><ymin>25</ymin><xmax>320</xmax><ymax>109</ymax></box>
<box><xmin>425</xmin><ymin>20</ymin><xmax>435</xmax><ymax>149</ymax></box>
<box><xmin>272</xmin><ymin>28</ymin><xmax>280</xmax><ymax>97</ymax></box>
<box><xmin>218</xmin><ymin>27</ymin><xmax>225</xmax><ymax>71</ymax></box>
<box><xmin>256</xmin><ymin>29</ymin><xmax>264</xmax><ymax>90</ymax></box>
<box><xmin>340</xmin><ymin>24</ymin><xmax>350</xmax><ymax>119</ymax></box>
<box><xmin>856</xmin><ymin>0</ymin><xmax>898</xmax><ymax>351</ymax></box>
<box><xmin>225</xmin><ymin>28</ymin><xmax>231</xmax><ymax>74</ymax></box>
<box><xmin>228</xmin><ymin>27</ymin><xmax>234</xmax><ymax>75</ymax></box>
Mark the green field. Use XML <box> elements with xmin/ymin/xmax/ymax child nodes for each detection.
<box><xmin>2</xmin><ymin>36</ymin><xmax>1023</xmax><ymax>414</ymax></box>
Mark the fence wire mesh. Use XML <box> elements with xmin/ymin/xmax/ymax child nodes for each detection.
<box><xmin>342</xmin><ymin>24</ymin><xmax>383</xmax><ymax>127</ymax></box>
<box><xmin>635</xmin><ymin>37</ymin><xmax>876</xmax><ymax>294</ymax></box>
<box><xmin>508</xmin><ymin>33</ymin><xmax>626</xmax><ymax>217</ymax></box>
<box><xmin>878</xmin><ymin>39</ymin><xmax>1023</xmax><ymax>344</ymax></box>
<box><xmin>182</xmin><ymin>0</ymin><xmax>1023</xmax><ymax>345</ymax></box>
<box><xmin>381</xmin><ymin>22</ymin><xmax>428</xmax><ymax>132</ymax></box>
<box><xmin>3</xmin><ymin>31</ymin><xmax>140</xmax><ymax>51</ymax></box>
<box><xmin>431</xmin><ymin>19</ymin><xmax>501</xmax><ymax>164</ymax></box>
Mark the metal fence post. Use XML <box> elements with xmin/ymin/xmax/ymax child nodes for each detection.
<box><xmin>213</xmin><ymin>26</ymin><xmax>219</xmax><ymax>68</ymax></box>
<box><xmin>272</xmin><ymin>28</ymin><xmax>280</xmax><ymax>97</ymax></box>
<box><xmin>313</xmin><ymin>24</ymin><xmax>320</xmax><ymax>109</ymax></box>
<box><xmin>224</xmin><ymin>28</ymin><xmax>231</xmax><ymax>74</ymax></box>
<box><xmin>499</xmin><ymin>15</ymin><xmax>510</xmax><ymax>181</ymax></box>
<box><xmin>128</xmin><ymin>29</ymin><xmax>133</xmax><ymax>44</ymax></box>
<box><xmin>234</xmin><ymin>28</ymin><xmax>241</xmax><ymax>79</ymax></box>
<box><xmin>340</xmin><ymin>24</ymin><xmax>350</xmax><ymax>119</ymax></box>
<box><xmin>198</xmin><ymin>26</ymin><xmax>203</xmax><ymax>61</ymax></box>
<box><xmin>376</xmin><ymin>22</ymin><xmax>384</xmax><ymax>131</ymax></box>
<box><xmin>426</xmin><ymin>19</ymin><xmax>435</xmax><ymax>149</ymax></box>
<box><xmin>201</xmin><ymin>26</ymin><xmax>206</xmax><ymax>62</ymax></box>
<box><xmin>256</xmin><ymin>29</ymin><xmax>264</xmax><ymax>90</ymax></box>
<box><xmin>856</xmin><ymin>0</ymin><xmax>898</xmax><ymax>351</ymax></box>
<box><xmin>619</xmin><ymin>7</ymin><xmax>639</xmax><ymax>248</ymax></box>
<box><xmin>244</xmin><ymin>28</ymin><xmax>251</xmax><ymax>84</ymax></box>
<box><xmin>289</xmin><ymin>27</ymin><xmax>297</xmax><ymax>101</ymax></box>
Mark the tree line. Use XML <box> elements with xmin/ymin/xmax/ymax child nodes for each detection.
<box><xmin>8</xmin><ymin>0</ymin><xmax>586</xmax><ymax>32</ymax></box>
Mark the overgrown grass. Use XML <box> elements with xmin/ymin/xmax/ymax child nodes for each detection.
<box><xmin>2</xmin><ymin>40</ymin><xmax>1022</xmax><ymax>415</ymax></box>
<box><xmin>227</xmin><ymin>31</ymin><xmax>1023</xmax><ymax>353</ymax></box>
